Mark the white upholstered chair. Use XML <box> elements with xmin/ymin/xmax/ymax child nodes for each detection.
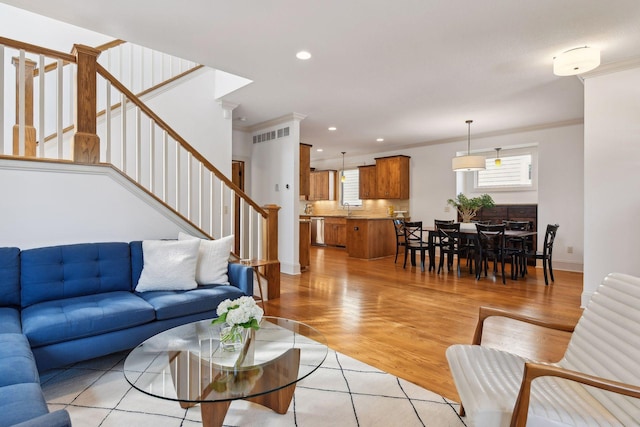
<box><xmin>446</xmin><ymin>272</ymin><xmax>640</xmax><ymax>426</ymax></box>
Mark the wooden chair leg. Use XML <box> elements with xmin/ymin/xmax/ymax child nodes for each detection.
<box><xmin>542</xmin><ymin>259</ymin><xmax>549</xmax><ymax>285</ymax></box>
<box><xmin>548</xmin><ymin>257</ymin><xmax>555</xmax><ymax>282</ymax></box>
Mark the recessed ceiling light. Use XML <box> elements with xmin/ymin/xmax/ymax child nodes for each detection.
<box><xmin>296</xmin><ymin>51</ymin><xmax>312</xmax><ymax>60</ymax></box>
<box><xmin>328</xmin><ymin>127</ymin><xmax>337</xmax><ymax>131</ymax></box>
<box><xmin>316</xmin><ymin>148</ymin><xmax>323</xmax><ymax>152</ymax></box>
<box><xmin>376</xmin><ymin>138</ymin><xmax>384</xmax><ymax>142</ymax></box>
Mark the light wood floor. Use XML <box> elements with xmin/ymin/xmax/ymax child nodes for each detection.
<box><xmin>263</xmin><ymin>246</ymin><xmax>584</xmax><ymax>402</ymax></box>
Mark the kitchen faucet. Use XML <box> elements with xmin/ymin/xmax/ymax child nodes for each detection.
<box><xmin>344</xmin><ymin>202</ymin><xmax>351</xmax><ymax>216</ymax></box>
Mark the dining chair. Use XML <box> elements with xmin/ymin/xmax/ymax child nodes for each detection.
<box><xmin>475</xmin><ymin>223</ymin><xmax>511</xmax><ymax>284</ymax></box>
<box><xmin>392</xmin><ymin>219</ymin><xmax>406</xmax><ymax>264</ymax></box>
<box><xmin>403</xmin><ymin>221</ymin><xmax>430</xmax><ymax>272</ymax></box>
<box><xmin>527</xmin><ymin>224</ymin><xmax>559</xmax><ymax>285</ymax></box>
<box><xmin>503</xmin><ymin>220</ymin><xmax>532</xmax><ymax>277</ymax></box>
<box><xmin>436</xmin><ymin>222</ymin><xmax>467</xmax><ymax>276</ymax></box>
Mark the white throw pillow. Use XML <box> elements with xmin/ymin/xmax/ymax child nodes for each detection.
<box><xmin>135</xmin><ymin>239</ymin><xmax>200</xmax><ymax>292</ymax></box>
<box><xmin>178</xmin><ymin>232</ymin><xmax>234</xmax><ymax>285</ymax></box>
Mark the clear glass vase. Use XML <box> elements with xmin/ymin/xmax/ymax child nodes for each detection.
<box><xmin>219</xmin><ymin>324</ymin><xmax>246</xmax><ymax>352</ymax></box>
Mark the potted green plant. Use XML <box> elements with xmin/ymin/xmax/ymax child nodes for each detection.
<box><xmin>447</xmin><ymin>193</ymin><xmax>495</xmax><ymax>223</ymax></box>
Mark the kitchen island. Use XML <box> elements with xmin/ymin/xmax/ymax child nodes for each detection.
<box><xmin>346</xmin><ymin>217</ymin><xmax>396</xmax><ymax>259</ymax></box>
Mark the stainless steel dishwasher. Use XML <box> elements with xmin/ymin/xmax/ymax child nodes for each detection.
<box><xmin>310</xmin><ymin>217</ymin><xmax>325</xmax><ymax>245</ymax></box>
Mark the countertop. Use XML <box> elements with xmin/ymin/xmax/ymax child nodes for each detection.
<box><xmin>300</xmin><ymin>214</ymin><xmax>399</xmax><ymax>220</ymax></box>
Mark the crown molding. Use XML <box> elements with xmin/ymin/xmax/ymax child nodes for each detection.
<box><xmin>580</xmin><ymin>56</ymin><xmax>640</xmax><ymax>79</ymax></box>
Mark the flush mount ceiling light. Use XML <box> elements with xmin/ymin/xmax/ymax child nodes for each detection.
<box><xmin>376</xmin><ymin>138</ymin><xmax>384</xmax><ymax>142</ymax></box>
<box><xmin>341</xmin><ymin>151</ymin><xmax>346</xmax><ymax>183</ymax></box>
<box><xmin>553</xmin><ymin>46</ymin><xmax>600</xmax><ymax>76</ymax></box>
<box><xmin>328</xmin><ymin>126</ymin><xmax>337</xmax><ymax>131</ymax></box>
<box><xmin>316</xmin><ymin>148</ymin><xmax>323</xmax><ymax>152</ymax></box>
<box><xmin>296</xmin><ymin>51</ymin><xmax>312</xmax><ymax>60</ymax></box>
<box><xmin>494</xmin><ymin>147</ymin><xmax>502</xmax><ymax>167</ymax></box>
<box><xmin>452</xmin><ymin>120</ymin><xmax>486</xmax><ymax>172</ymax></box>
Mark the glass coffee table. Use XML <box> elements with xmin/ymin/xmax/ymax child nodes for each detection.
<box><xmin>123</xmin><ymin>317</ymin><xmax>327</xmax><ymax>427</ymax></box>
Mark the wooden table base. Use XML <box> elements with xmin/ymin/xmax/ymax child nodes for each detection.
<box><xmin>171</xmin><ymin>348</ymin><xmax>301</xmax><ymax>427</ymax></box>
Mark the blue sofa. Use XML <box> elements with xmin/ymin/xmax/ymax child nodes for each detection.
<box><xmin>0</xmin><ymin>241</ymin><xmax>253</xmax><ymax>427</ymax></box>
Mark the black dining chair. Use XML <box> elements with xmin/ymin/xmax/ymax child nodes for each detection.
<box><xmin>403</xmin><ymin>221</ymin><xmax>430</xmax><ymax>272</ymax></box>
<box><xmin>392</xmin><ymin>219</ymin><xmax>406</xmax><ymax>264</ymax></box>
<box><xmin>503</xmin><ymin>220</ymin><xmax>532</xmax><ymax>277</ymax></box>
<box><xmin>436</xmin><ymin>222</ymin><xmax>467</xmax><ymax>276</ymax></box>
<box><xmin>527</xmin><ymin>224</ymin><xmax>559</xmax><ymax>285</ymax></box>
<box><xmin>475</xmin><ymin>223</ymin><xmax>512</xmax><ymax>284</ymax></box>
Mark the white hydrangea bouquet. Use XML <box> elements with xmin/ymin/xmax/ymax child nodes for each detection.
<box><xmin>212</xmin><ymin>296</ymin><xmax>263</xmax><ymax>351</ymax></box>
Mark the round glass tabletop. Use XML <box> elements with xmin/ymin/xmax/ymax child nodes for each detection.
<box><xmin>123</xmin><ymin>316</ymin><xmax>328</xmax><ymax>404</ymax></box>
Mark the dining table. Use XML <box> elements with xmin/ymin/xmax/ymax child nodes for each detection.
<box><xmin>422</xmin><ymin>225</ymin><xmax>537</xmax><ymax>275</ymax></box>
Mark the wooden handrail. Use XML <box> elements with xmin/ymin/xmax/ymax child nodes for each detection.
<box><xmin>95</xmin><ymin>63</ymin><xmax>267</xmax><ymax>218</ymax></box>
<box><xmin>0</xmin><ymin>36</ymin><xmax>76</xmax><ymax>63</ymax></box>
<box><xmin>94</xmin><ymin>39</ymin><xmax>126</xmax><ymax>52</ymax></box>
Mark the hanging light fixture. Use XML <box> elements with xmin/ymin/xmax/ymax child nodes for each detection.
<box><xmin>452</xmin><ymin>120</ymin><xmax>485</xmax><ymax>172</ymax></box>
<box><xmin>341</xmin><ymin>152</ymin><xmax>346</xmax><ymax>183</ymax></box>
<box><xmin>553</xmin><ymin>46</ymin><xmax>600</xmax><ymax>76</ymax></box>
<box><xmin>494</xmin><ymin>147</ymin><xmax>502</xmax><ymax>167</ymax></box>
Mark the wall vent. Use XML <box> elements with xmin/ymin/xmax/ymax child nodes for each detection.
<box><xmin>253</xmin><ymin>126</ymin><xmax>290</xmax><ymax>144</ymax></box>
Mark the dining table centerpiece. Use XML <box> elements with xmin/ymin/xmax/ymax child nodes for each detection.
<box><xmin>447</xmin><ymin>193</ymin><xmax>495</xmax><ymax>223</ymax></box>
<box><xmin>212</xmin><ymin>296</ymin><xmax>263</xmax><ymax>352</ymax></box>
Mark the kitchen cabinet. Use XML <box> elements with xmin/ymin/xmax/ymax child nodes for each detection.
<box><xmin>299</xmin><ymin>219</ymin><xmax>310</xmax><ymax>270</ymax></box>
<box><xmin>300</xmin><ymin>143</ymin><xmax>311</xmax><ymax>197</ymax></box>
<box><xmin>375</xmin><ymin>155</ymin><xmax>410</xmax><ymax>199</ymax></box>
<box><xmin>358</xmin><ymin>165</ymin><xmax>377</xmax><ymax>199</ymax></box>
<box><xmin>309</xmin><ymin>170</ymin><xmax>336</xmax><ymax>201</ymax></box>
<box><xmin>324</xmin><ymin>217</ymin><xmax>346</xmax><ymax>247</ymax></box>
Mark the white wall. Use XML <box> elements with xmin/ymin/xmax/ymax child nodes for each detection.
<box><xmin>312</xmin><ymin>123</ymin><xmax>584</xmax><ymax>272</ymax></box>
<box><xmin>583</xmin><ymin>66</ymin><xmax>640</xmax><ymax>306</ymax></box>
<box><xmin>0</xmin><ymin>160</ymin><xmax>203</xmax><ymax>249</ymax></box>
<box><xmin>247</xmin><ymin>116</ymin><xmax>303</xmax><ymax>275</ymax></box>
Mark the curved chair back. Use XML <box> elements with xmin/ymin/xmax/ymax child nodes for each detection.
<box><xmin>542</xmin><ymin>223</ymin><xmax>559</xmax><ymax>256</ymax></box>
<box><xmin>560</xmin><ymin>272</ymin><xmax>640</xmax><ymax>424</ymax></box>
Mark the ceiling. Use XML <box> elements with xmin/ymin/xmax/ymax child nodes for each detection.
<box><xmin>2</xmin><ymin>0</ymin><xmax>640</xmax><ymax>162</ymax></box>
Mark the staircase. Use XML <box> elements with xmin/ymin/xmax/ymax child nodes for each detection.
<box><xmin>0</xmin><ymin>36</ymin><xmax>281</xmax><ymax>296</ymax></box>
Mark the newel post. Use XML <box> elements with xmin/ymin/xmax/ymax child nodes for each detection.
<box><xmin>71</xmin><ymin>44</ymin><xmax>101</xmax><ymax>163</ymax></box>
<box><xmin>12</xmin><ymin>57</ymin><xmax>37</xmax><ymax>157</ymax></box>
<box><xmin>263</xmin><ymin>204</ymin><xmax>281</xmax><ymax>299</ymax></box>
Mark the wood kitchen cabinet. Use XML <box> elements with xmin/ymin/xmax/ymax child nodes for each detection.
<box><xmin>309</xmin><ymin>170</ymin><xmax>336</xmax><ymax>201</ymax></box>
<box><xmin>324</xmin><ymin>217</ymin><xmax>346</xmax><ymax>247</ymax></box>
<box><xmin>300</xmin><ymin>143</ymin><xmax>311</xmax><ymax>197</ymax></box>
<box><xmin>358</xmin><ymin>165</ymin><xmax>377</xmax><ymax>199</ymax></box>
<box><xmin>375</xmin><ymin>155</ymin><xmax>410</xmax><ymax>199</ymax></box>
<box><xmin>299</xmin><ymin>219</ymin><xmax>310</xmax><ymax>270</ymax></box>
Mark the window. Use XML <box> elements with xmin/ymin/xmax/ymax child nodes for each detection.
<box><xmin>341</xmin><ymin>169</ymin><xmax>362</xmax><ymax>206</ymax></box>
<box><xmin>465</xmin><ymin>145</ymin><xmax>537</xmax><ymax>193</ymax></box>
<box><xmin>476</xmin><ymin>153</ymin><xmax>532</xmax><ymax>189</ymax></box>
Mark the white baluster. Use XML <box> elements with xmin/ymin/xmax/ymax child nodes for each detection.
<box><xmin>18</xmin><ymin>50</ymin><xmax>25</xmax><ymax>156</ymax></box>
<box><xmin>121</xmin><ymin>94</ymin><xmax>127</xmax><ymax>173</ymax></box>
<box><xmin>0</xmin><ymin>45</ymin><xmax>4</xmax><ymax>154</ymax></box>
<box><xmin>175</xmin><ymin>141</ymin><xmax>180</xmax><ymax>213</ymax></box>
<box><xmin>187</xmin><ymin>151</ymin><xmax>192</xmax><ymax>219</ymax></box>
<box><xmin>56</xmin><ymin>59</ymin><xmax>63</xmax><ymax>159</ymax></box>
<box><xmin>105</xmin><ymin>80</ymin><xmax>112</xmax><ymax>163</ymax></box>
<box><xmin>162</xmin><ymin>130</ymin><xmax>168</xmax><ymax>202</ymax></box>
<box><xmin>149</xmin><ymin>121</ymin><xmax>155</xmax><ymax>193</ymax></box>
<box><xmin>38</xmin><ymin>55</ymin><xmax>45</xmax><ymax>158</ymax></box>
<box><xmin>135</xmin><ymin>107</ymin><xmax>141</xmax><ymax>182</ymax></box>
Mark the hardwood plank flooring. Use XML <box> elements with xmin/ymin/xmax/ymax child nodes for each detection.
<box><xmin>263</xmin><ymin>246</ymin><xmax>584</xmax><ymax>402</ymax></box>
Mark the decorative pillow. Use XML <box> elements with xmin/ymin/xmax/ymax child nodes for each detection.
<box><xmin>135</xmin><ymin>239</ymin><xmax>200</xmax><ymax>292</ymax></box>
<box><xmin>178</xmin><ymin>232</ymin><xmax>234</xmax><ymax>285</ymax></box>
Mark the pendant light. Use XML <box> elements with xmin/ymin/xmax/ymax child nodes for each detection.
<box><xmin>494</xmin><ymin>147</ymin><xmax>502</xmax><ymax>167</ymax></box>
<box><xmin>341</xmin><ymin>152</ymin><xmax>346</xmax><ymax>183</ymax></box>
<box><xmin>452</xmin><ymin>120</ymin><xmax>485</xmax><ymax>172</ymax></box>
